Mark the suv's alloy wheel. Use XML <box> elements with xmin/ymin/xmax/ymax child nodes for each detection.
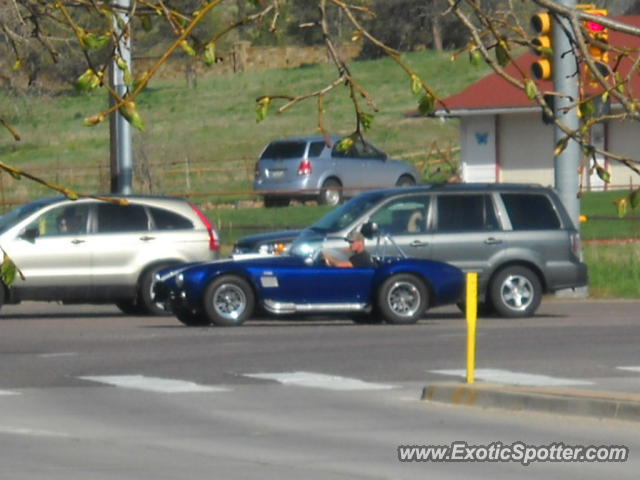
<box><xmin>490</xmin><ymin>266</ymin><xmax>542</xmax><ymax>318</ymax></box>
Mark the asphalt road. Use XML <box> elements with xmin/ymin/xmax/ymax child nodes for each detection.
<box><xmin>0</xmin><ymin>298</ymin><xmax>639</xmax><ymax>479</ymax></box>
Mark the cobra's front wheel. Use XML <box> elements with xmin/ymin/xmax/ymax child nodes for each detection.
<box><xmin>203</xmin><ymin>276</ymin><xmax>255</xmax><ymax>326</ymax></box>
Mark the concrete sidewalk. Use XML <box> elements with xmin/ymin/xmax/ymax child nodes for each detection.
<box><xmin>422</xmin><ymin>382</ymin><xmax>640</xmax><ymax>423</ymax></box>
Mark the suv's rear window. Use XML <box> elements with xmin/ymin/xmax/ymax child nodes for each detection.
<box><xmin>149</xmin><ymin>207</ymin><xmax>193</xmax><ymax>230</ymax></box>
<box><xmin>96</xmin><ymin>204</ymin><xmax>149</xmax><ymax>233</ymax></box>
<box><xmin>501</xmin><ymin>193</ymin><xmax>560</xmax><ymax>230</ymax></box>
<box><xmin>436</xmin><ymin>194</ymin><xmax>498</xmax><ymax>232</ymax></box>
<box><xmin>261</xmin><ymin>141</ymin><xmax>307</xmax><ymax>160</ymax></box>
<box><xmin>308</xmin><ymin>141</ymin><xmax>326</xmax><ymax>158</ymax></box>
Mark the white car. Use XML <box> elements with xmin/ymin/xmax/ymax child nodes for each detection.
<box><xmin>0</xmin><ymin>195</ymin><xmax>220</xmax><ymax>315</ymax></box>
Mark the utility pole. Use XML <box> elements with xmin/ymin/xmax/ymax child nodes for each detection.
<box><xmin>553</xmin><ymin>0</ymin><xmax>581</xmax><ymax>228</ymax></box>
<box><xmin>109</xmin><ymin>0</ymin><xmax>133</xmax><ymax>195</ymax></box>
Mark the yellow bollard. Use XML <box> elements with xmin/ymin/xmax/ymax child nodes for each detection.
<box><xmin>466</xmin><ymin>272</ymin><xmax>478</xmax><ymax>384</ymax></box>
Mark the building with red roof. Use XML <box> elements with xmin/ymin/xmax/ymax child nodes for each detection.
<box><xmin>434</xmin><ymin>16</ymin><xmax>640</xmax><ymax>190</ymax></box>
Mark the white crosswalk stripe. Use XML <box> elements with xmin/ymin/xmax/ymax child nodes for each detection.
<box><xmin>430</xmin><ymin>368</ymin><xmax>594</xmax><ymax>386</ymax></box>
<box><xmin>244</xmin><ymin>371</ymin><xmax>396</xmax><ymax>391</ymax></box>
<box><xmin>79</xmin><ymin>375</ymin><xmax>229</xmax><ymax>393</ymax></box>
<box><xmin>617</xmin><ymin>366</ymin><xmax>640</xmax><ymax>373</ymax></box>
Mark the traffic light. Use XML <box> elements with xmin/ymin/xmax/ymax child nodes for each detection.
<box><xmin>530</xmin><ymin>11</ymin><xmax>553</xmax><ymax>80</ymax></box>
<box><xmin>582</xmin><ymin>8</ymin><xmax>609</xmax><ymax>80</ymax></box>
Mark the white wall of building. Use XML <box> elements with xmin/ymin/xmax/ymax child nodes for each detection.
<box><xmin>460</xmin><ymin>116</ymin><xmax>497</xmax><ymax>182</ymax></box>
<box><xmin>607</xmin><ymin>119</ymin><xmax>640</xmax><ymax>189</ymax></box>
<box><xmin>497</xmin><ymin>112</ymin><xmax>555</xmax><ymax>186</ymax></box>
<box><xmin>458</xmin><ymin>111</ymin><xmax>639</xmax><ymax>191</ymax></box>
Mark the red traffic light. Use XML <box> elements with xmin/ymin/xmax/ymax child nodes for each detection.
<box><xmin>586</xmin><ymin>19</ymin><xmax>605</xmax><ymax>32</ymax></box>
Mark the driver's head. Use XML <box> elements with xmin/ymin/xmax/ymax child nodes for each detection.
<box><xmin>346</xmin><ymin>230</ymin><xmax>365</xmax><ymax>252</ymax></box>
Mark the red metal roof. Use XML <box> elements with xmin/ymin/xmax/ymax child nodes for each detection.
<box><xmin>438</xmin><ymin>16</ymin><xmax>640</xmax><ymax>114</ymax></box>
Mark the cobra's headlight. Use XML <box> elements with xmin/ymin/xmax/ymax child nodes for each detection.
<box><xmin>176</xmin><ymin>273</ymin><xmax>184</xmax><ymax>288</ymax></box>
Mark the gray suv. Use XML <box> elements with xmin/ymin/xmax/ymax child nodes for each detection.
<box><xmin>253</xmin><ymin>135</ymin><xmax>420</xmax><ymax>207</ymax></box>
<box><xmin>0</xmin><ymin>195</ymin><xmax>219</xmax><ymax>315</ymax></box>
<box><xmin>286</xmin><ymin>183</ymin><xmax>588</xmax><ymax>318</ymax></box>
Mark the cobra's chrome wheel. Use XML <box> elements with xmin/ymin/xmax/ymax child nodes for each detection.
<box><xmin>203</xmin><ymin>276</ymin><xmax>255</xmax><ymax>326</ymax></box>
<box><xmin>377</xmin><ymin>274</ymin><xmax>428</xmax><ymax>325</ymax></box>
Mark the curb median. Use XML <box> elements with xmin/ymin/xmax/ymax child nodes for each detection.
<box><xmin>422</xmin><ymin>382</ymin><xmax>640</xmax><ymax>423</ymax></box>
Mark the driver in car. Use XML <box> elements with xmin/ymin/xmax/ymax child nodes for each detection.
<box><xmin>324</xmin><ymin>230</ymin><xmax>375</xmax><ymax>268</ymax></box>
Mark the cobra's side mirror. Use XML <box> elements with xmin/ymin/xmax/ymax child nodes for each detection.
<box><xmin>360</xmin><ymin>222</ymin><xmax>379</xmax><ymax>240</ymax></box>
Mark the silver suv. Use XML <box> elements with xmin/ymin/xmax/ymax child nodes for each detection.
<box><xmin>0</xmin><ymin>195</ymin><xmax>219</xmax><ymax>315</ymax></box>
<box><xmin>288</xmin><ymin>183</ymin><xmax>588</xmax><ymax>318</ymax></box>
<box><xmin>253</xmin><ymin>135</ymin><xmax>420</xmax><ymax>207</ymax></box>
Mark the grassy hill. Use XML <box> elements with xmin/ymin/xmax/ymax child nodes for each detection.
<box><xmin>0</xmin><ymin>49</ymin><xmax>491</xmax><ymax>204</ymax></box>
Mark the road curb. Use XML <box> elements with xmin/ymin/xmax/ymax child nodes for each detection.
<box><xmin>421</xmin><ymin>382</ymin><xmax>640</xmax><ymax>423</ymax></box>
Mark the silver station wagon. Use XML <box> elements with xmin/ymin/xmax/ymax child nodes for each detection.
<box><xmin>0</xmin><ymin>195</ymin><xmax>219</xmax><ymax>315</ymax></box>
<box><xmin>253</xmin><ymin>135</ymin><xmax>420</xmax><ymax>207</ymax></box>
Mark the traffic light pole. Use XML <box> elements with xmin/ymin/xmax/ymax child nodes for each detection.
<box><xmin>553</xmin><ymin>0</ymin><xmax>581</xmax><ymax>228</ymax></box>
<box><xmin>109</xmin><ymin>0</ymin><xmax>133</xmax><ymax>195</ymax></box>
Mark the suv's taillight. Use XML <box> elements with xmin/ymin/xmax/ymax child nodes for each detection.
<box><xmin>190</xmin><ymin>203</ymin><xmax>220</xmax><ymax>251</ymax></box>
<box><xmin>254</xmin><ymin>162</ymin><xmax>260</xmax><ymax>180</ymax></box>
<box><xmin>297</xmin><ymin>159</ymin><xmax>312</xmax><ymax>176</ymax></box>
<box><xmin>570</xmin><ymin>232</ymin><xmax>582</xmax><ymax>259</ymax></box>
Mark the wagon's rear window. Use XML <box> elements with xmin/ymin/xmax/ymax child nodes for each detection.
<box><xmin>260</xmin><ymin>141</ymin><xmax>307</xmax><ymax>159</ymax></box>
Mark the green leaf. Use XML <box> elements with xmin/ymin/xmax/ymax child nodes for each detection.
<box><xmin>119</xmin><ymin>101</ymin><xmax>145</xmax><ymax>131</ymax></box>
<box><xmin>469</xmin><ymin>48</ymin><xmax>483</xmax><ymax>67</ymax></box>
<box><xmin>418</xmin><ymin>93</ymin><xmax>435</xmax><ymax>116</ymax></box>
<box><xmin>75</xmin><ymin>69</ymin><xmax>102</xmax><ymax>93</ymax></box>
<box><xmin>359</xmin><ymin>112</ymin><xmax>374</xmax><ymax>131</ymax></box>
<box><xmin>180</xmin><ymin>40</ymin><xmax>196</xmax><ymax>57</ymax></box>
<box><xmin>1</xmin><ymin>256</ymin><xmax>17</xmax><ymax>286</ymax></box>
<box><xmin>495</xmin><ymin>40</ymin><xmax>510</xmax><ymax>67</ymax></box>
<box><xmin>8</xmin><ymin>170</ymin><xmax>21</xmax><ymax>180</ymax></box>
<box><xmin>12</xmin><ymin>59</ymin><xmax>23</xmax><ymax>71</ymax></box>
<box><xmin>61</xmin><ymin>188</ymin><xmax>79</xmax><ymax>201</ymax></box>
<box><xmin>579</xmin><ymin>100</ymin><xmax>595</xmax><ymax>119</ymax></box>
<box><xmin>525</xmin><ymin>79</ymin><xmax>538</xmax><ymax>101</ymax></box>
<box><xmin>84</xmin><ymin>32</ymin><xmax>110</xmax><ymax>50</ymax></box>
<box><xmin>410</xmin><ymin>74</ymin><xmax>422</xmax><ymax>96</ymax></box>
<box><xmin>595</xmin><ymin>165</ymin><xmax>611</xmax><ymax>183</ymax></box>
<box><xmin>554</xmin><ymin>136</ymin><xmax>569</xmax><ymax>156</ymax></box>
<box><xmin>615</xmin><ymin>197</ymin><xmax>628</xmax><ymax>218</ymax></box>
<box><xmin>336</xmin><ymin>136</ymin><xmax>355</xmax><ymax>152</ymax></box>
<box><xmin>255</xmin><ymin>97</ymin><xmax>271</xmax><ymax>123</ymax></box>
<box><xmin>203</xmin><ymin>42</ymin><xmax>216</xmax><ymax>67</ymax></box>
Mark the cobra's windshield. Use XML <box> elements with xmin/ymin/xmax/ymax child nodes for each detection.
<box><xmin>309</xmin><ymin>191</ymin><xmax>386</xmax><ymax>234</ymax></box>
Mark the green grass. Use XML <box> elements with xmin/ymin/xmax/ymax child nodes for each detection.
<box><xmin>583</xmin><ymin>243</ymin><xmax>640</xmax><ymax>298</ymax></box>
<box><xmin>1</xmin><ymin>50</ymin><xmax>488</xmax><ymax>204</ymax></box>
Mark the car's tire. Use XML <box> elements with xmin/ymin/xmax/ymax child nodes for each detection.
<box><xmin>138</xmin><ymin>263</ymin><xmax>174</xmax><ymax>316</ymax></box>
<box><xmin>396</xmin><ymin>175</ymin><xmax>416</xmax><ymax>187</ymax></box>
<box><xmin>318</xmin><ymin>179</ymin><xmax>342</xmax><ymax>206</ymax></box>
<box><xmin>175</xmin><ymin>307</ymin><xmax>210</xmax><ymax>326</ymax></box>
<box><xmin>489</xmin><ymin>266</ymin><xmax>542</xmax><ymax>318</ymax></box>
<box><xmin>264</xmin><ymin>196</ymin><xmax>290</xmax><ymax>208</ymax></box>
<box><xmin>203</xmin><ymin>275</ymin><xmax>255</xmax><ymax>327</ymax></box>
<box><xmin>116</xmin><ymin>300</ymin><xmax>145</xmax><ymax>316</ymax></box>
<box><xmin>377</xmin><ymin>274</ymin><xmax>428</xmax><ymax>325</ymax></box>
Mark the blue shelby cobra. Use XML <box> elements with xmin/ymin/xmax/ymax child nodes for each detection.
<box><xmin>154</xmin><ymin>225</ymin><xmax>464</xmax><ymax>327</ymax></box>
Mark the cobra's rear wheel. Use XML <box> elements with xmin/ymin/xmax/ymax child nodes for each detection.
<box><xmin>377</xmin><ymin>274</ymin><xmax>428</xmax><ymax>325</ymax></box>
